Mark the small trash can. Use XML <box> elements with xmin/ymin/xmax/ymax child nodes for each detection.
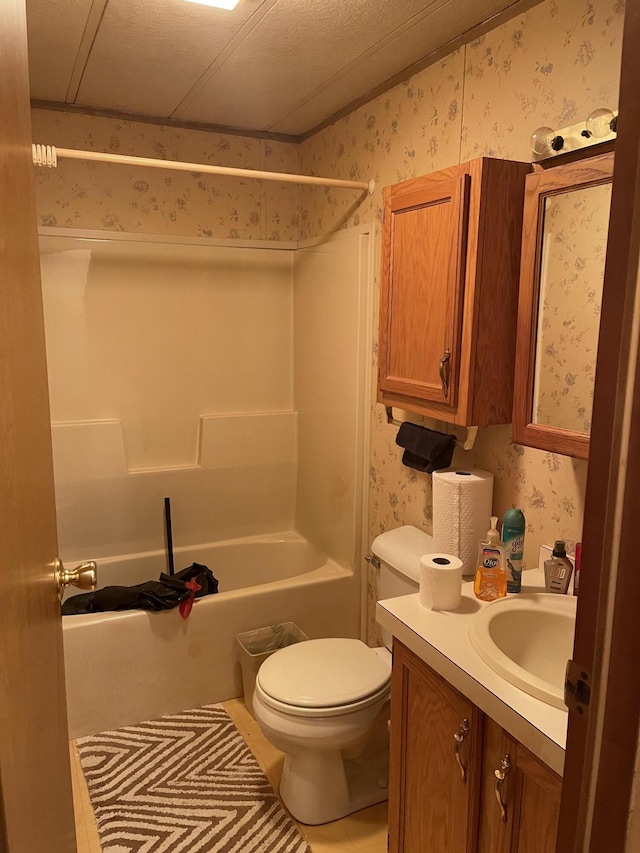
<box><xmin>236</xmin><ymin>622</ymin><xmax>308</xmax><ymax>718</ymax></box>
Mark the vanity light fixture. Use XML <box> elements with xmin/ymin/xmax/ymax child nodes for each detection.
<box><xmin>530</xmin><ymin>108</ymin><xmax>617</xmax><ymax>161</ymax></box>
<box><xmin>183</xmin><ymin>0</ymin><xmax>240</xmax><ymax>9</ymax></box>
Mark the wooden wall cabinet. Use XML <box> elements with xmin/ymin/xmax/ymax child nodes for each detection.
<box><xmin>378</xmin><ymin>158</ymin><xmax>531</xmax><ymax>426</ymax></box>
<box><xmin>389</xmin><ymin>642</ymin><xmax>561</xmax><ymax>853</ymax></box>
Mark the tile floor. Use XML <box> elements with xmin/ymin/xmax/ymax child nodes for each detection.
<box><xmin>70</xmin><ymin>697</ymin><xmax>389</xmax><ymax>853</ymax></box>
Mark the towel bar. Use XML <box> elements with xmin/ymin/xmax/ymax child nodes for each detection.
<box><xmin>385</xmin><ymin>406</ymin><xmax>478</xmax><ymax>452</ymax></box>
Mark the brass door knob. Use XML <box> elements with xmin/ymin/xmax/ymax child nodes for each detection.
<box><xmin>55</xmin><ymin>558</ymin><xmax>97</xmax><ymax>597</ymax></box>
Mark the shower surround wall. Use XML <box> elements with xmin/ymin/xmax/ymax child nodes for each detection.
<box><xmin>40</xmin><ymin>228</ymin><xmax>369</xmax><ymax>577</ymax></box>
<box><xmin>294</xmin><ymin>235</ymin><xmax>370</xmax><ymax>572</ymax></box>
<box><xmin>40</xmin><ymin>236</ymin><xmax>296</xmax><ymax>560</ymax></box>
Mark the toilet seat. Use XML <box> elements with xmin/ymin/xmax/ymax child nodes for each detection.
<box><xmin>255</xmin><ymin>678</ymin><xmax>391</xmax><ymax>718</ymax></box>
<box><xmin>256</xmin><ymin>638</ymin><xmax>391</xmax><ymax>718</ymax></box>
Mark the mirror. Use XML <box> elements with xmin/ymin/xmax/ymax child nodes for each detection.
<box><xmin>513</xmin><ymin>150</ymin><xmax>614</xmax><ymax>459</ymax></box>
<box><xmin>533</xmin><ymin>182</ymin><xmax>612</xmax><ymax>433</ymax></box>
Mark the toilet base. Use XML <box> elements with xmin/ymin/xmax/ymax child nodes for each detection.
<box><xmin>279</xmin><ymin>725</ymin><xmax>389</xmax><ymax>825</ymax></box>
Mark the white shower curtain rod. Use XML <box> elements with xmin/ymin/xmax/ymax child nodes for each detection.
<box><xmin>32</xmin><ymin>143</ymin><xmax>375</xmax><ymax>194</ymax></box>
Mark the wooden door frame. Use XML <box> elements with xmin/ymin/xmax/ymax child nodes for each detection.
<box><xmin>557</xmin><ymin>0</ymin><xmax>640</xmax><ymax>849</ymax></box>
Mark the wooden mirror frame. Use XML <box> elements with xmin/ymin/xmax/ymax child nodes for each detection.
<box><xmin>512</xmin><ymin>150</ymin><xmax>615</xmax><ymax>460</ymax></box>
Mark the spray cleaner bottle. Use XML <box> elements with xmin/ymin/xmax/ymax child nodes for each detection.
<box><xmin>502</xmin><ymin>508</ymin><xmax>525</xmax><ymax>594</ymax></box>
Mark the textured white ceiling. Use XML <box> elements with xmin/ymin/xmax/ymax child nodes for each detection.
<box><xmin>26</xmin><ymin>0</ymin><xmax>522</xmax><ymax>137</ymax></box>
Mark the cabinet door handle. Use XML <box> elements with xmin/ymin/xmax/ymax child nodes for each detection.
<box><xmin>439</xmin><ymin>347</ymin><xmax>451</xmax><ymax>399</ymax></box>
<box><xmin>453</xmin><ymin>718</ymin><xmax>470</xmax><ymax>783</ymax></box>
<box><xmin>494</xmin><ymin>755</ymin><xmax>512</xmax><ymax>822</ymax></box>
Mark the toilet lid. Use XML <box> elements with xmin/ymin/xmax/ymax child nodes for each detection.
<box><xmin>256</xmin><ymin>638</ymin><xmax>391</xmax><ymax>709</ymax></box>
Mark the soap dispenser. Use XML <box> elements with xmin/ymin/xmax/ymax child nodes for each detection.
<box><xmin>474</xmin><ymin>517</ymin><xmax>507</xmax><ymax>602</ymax></box>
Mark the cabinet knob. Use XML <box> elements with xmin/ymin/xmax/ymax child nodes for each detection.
<box><xmin>494</xmin><ymin>754</ymin><xmax>512</xmax><ymax>822</ymax></box>
<box><xmin>453</xmin><ymin>718</ymin><xmax>470</xmax><ymax>783</ymax></box>
<box><xmin>439</xmin><ymin>347</ymin><xmax>451</xmax><ymax>399</ymax></box>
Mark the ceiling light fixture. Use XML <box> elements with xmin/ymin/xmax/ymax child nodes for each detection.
<box><xmin>183</xmin><ymin>0</ymin><xmax>240</xmax><ymax>9</ymax></box>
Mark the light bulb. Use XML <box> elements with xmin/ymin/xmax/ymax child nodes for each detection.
<box><xmin>585</xmin><ymin>108</ymin><xmax>615</xmax><ymax>139</ymax></box>
<box><xmin>530</xmin><ymin>126</ymin><xmax>555</xmax><ymax>157</ymax></box>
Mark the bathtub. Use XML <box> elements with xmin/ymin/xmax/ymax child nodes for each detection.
<box><xmin>63</xmin><ymin>531</ymin><xmax>360</xmax><ymax>738</ymax></box>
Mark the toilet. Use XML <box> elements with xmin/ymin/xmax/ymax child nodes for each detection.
<box><xmin>252</xmin><ymin>525</ymin><xmax>434</xmax><ymax>825</ymax></box>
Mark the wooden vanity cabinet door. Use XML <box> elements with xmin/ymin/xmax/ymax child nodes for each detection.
<box><xmin>477</xmin><ymin>718</ymin><xmax>562</xmax><ymax>853</ymax></box>
<box><xmin>379</xmin><ymin>175</ymin><xmax>470</xmax><ymax>409</ymax></box>
<box><xmin>389</xmin><ymin>641</ymin><xmax>483</xmax><ymax>853</ymax></box>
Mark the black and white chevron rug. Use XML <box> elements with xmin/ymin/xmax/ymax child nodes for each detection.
<box><xmin>77</xmin><ymin>704</ymin><xmax>311</xmax><ymax>853</ymax></box>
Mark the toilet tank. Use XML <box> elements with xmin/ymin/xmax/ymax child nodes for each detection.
<box><xmin>370</xmin><ymin>525</ymin><xmax>435</xmax><ymax>649</ymax></box>
<box><xmin>371</xmin><ymin>525</ymin><xmax>435</xmax><ymax>600</ymax></box>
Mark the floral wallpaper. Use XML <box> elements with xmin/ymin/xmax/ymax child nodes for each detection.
<box><xmin>31</xmin><ymin>109</ymin><xmax>300</xmax><ymax>242</ymax></box>
<box><xmin>461</xmin><ymin>0</ymin><xmax>624</xmax><ymax>163</ymax></box>
<box><xmin>535</xmin><ymin>183</ymin><xmax>611</xmax><ymax>433</ymax></box>
<box><xmin>297</xmin><ymin>0</ymin><xmax>624</xmax><ymax>642</ymax></box>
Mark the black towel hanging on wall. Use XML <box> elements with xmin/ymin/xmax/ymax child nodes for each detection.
<box><xmin>395</xmin><ymin>421</ymin><xmax>456</xmax><ymax>473</ymax></box>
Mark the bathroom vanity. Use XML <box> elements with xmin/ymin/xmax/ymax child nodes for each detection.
<box><xmin>387</xmin><ymin>641</ymin><xmax>561</xmax><ymax>853</ymax></box>
<box><xmin>377</xmin><ymin>574</ymin><xmax>566</xmax><ymax>853</ymax></box>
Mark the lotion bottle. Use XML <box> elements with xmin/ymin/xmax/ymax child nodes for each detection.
<box><xmin>474</xmin><ymin>517</ymin><xmax>507</xmax><ymax>602</ymax></box>
<box><xmin>544</xmin><ymin>540</ymin><xmax>573</xmax><ymax>594</ymax></box>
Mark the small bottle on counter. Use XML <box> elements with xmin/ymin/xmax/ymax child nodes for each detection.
<box><xmin>544</xmin><ymin>540</ymin><xmax>574</xmax><ymax>594</ymax></box>
<box><xmin>474</xmin><ymin>517</ymin><xmax>507</xmax><ymax>602</ymax></box>
<box><xmin>502</xmin><ymin>508</ymin><xmax>525</xmax><ymax>594</ymax></box>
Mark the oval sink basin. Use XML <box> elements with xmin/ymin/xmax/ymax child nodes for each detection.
<box><xmin>468</xmin><ymin>593</ymin><xmax>577</xmax><ymax>710</ymax></box>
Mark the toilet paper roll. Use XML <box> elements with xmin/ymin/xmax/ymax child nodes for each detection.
<box><xmin>433</xmin><ymin>468</ymin><xmax>494</xmax><ymax>580</ymax></box>
<box><xmin>419</xmin><ymin>554</ymin><xmax>463</xmax><ymax>611</ymax></box>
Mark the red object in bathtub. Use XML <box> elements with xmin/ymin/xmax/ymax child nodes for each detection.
<box><xmin>179</xmin><ymin>578</ymin><xmax>202</xmax><ymax>619</ymax></box>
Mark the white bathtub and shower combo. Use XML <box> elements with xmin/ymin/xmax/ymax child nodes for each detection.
<box><xmin>62</xmin><ymin>532</ymin><xmax>360</xmax><ymax>739</ymax></box>
<box><xmin>40</xmin><ymin>224</ymin><xmax>419</xmax><ymax>824</ymax></box>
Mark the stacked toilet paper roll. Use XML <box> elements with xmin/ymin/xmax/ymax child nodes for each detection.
<box><xmin>419</xmin><ymin>554</ymin><xmax>463</xmax><ymax>611</ymax></box>
<box><xmin>432</xmin><ymin>468</ymin><xmax>494</xmax><ymax>580</ymax></box>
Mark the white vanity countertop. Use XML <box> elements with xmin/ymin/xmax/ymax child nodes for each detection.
<box><xmin>376</xmin><ymin>570</ymin><xmax>568</xmax><ymax>776</ymax></box>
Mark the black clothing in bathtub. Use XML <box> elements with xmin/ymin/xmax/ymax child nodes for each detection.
<box><xmin>61</xmin><ymin>562</ymin><xmax>218</xmax><ymax>615</ymax></box>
